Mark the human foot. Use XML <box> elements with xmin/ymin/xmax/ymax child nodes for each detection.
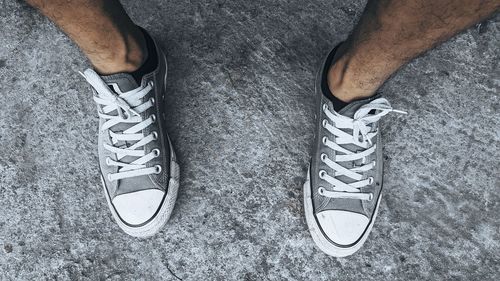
<box><xmin>304</xmin><ymin>46</ymin><xmax>405</xmax><ymax>257</ymax></box>
<box><xmin>80</xmin><ymin>29</ymin><xmax>179</xmax><ymax>237</ymax></box>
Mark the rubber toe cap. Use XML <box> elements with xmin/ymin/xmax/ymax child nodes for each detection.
<box><xmin>112</xmin><ymin>189</ymin><xmax>165</xmax><ymax>225</ymax></box>
<box><xmin>316</xmin><ymin>210</ymin><xmax>369</xmax><ymax>246</ymax></box>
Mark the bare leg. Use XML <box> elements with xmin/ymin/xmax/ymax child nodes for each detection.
<box><xmin>25</xmin><ymin>0</ymin><xmax>145</xmax><ymax>75</ymax></box>
<box><xmin>329</xmin><ymin>0</ymin><xmax>499</xmax><ymax>102</ymax></box>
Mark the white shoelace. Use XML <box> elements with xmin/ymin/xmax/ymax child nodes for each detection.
<box><xmin>80</xmin><ymin>69</ymin><xmax>161</xmax><ymax>182</ymax></box>
<box><xmin>318</xmin><ymin>98</ymin><xmax>406</xmax><ymax>201</ymax></box>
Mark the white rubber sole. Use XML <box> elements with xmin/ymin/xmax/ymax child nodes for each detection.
<box><xmin>100</xmin><ymin>138</ymin><xmax>180</xmax><ymax>238</ymax></box>
<box><xmin>303</xmin><ymin>167</ymin><xmax>382</xmax><ymax>257</ymax></box>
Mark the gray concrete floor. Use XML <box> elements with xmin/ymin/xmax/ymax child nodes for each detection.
<box><xmin>1</xmin><ymin>0</ymin><xmax>499</xmax><ymax>280</ymax></box>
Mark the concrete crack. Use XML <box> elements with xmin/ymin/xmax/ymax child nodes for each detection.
<box><xmin>166</xmin><ymin>263</ymin><xmax>182</xmax><ymax>281</ymax></box>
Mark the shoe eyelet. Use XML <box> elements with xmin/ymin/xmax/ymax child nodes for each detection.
<box><xmin>372</xmin><ymin>160</ymin><xmax>376</xmax><ymax>166</ymax></box>
<box><xmin>107</xmin><ymin>174</ymin><xmax>113</xmax><ymax>181</ymax></box>
<box><xmin>150</xmin><ymin>97</ymin><xmax>155</xmax><ymax>105</ymax></box>
<box><xmin>322</xmin><ymin>119</ymin><xmax>327</xmax><ymax>128</ymax></box>
<box><xmin>151</xmin><ymin>114</ymin><xmax>157</xmax><ymax>122</ymax></box>
<box><xmin>154</xmin><ymin>165</ymin><xmax>162</xmax><ymax>174</ymax></box>
<box><xmin>105</xmin><ymin>157</ymin><xmax>111</xmax><ymax>165</ymax></box>
<box><xmin>368</xmin><ymin>193</ymin><xmax>374</xmax><ymax>201</ymax></box>
<box><xmin>322</xmin><ymin>104</ymin><xmax>328</xmax><ymax>111</ymax></box>
<box><xmin>152</xmin><ymin>148</ymin><xmax>160</xmax><ymax>157</ymax></box>
<box><xmin>320</xmin><ymin>153</ymin><xmax>327</xmax><ymax>162</ymax></box>
<box><xmin>152</xmin><ymin>131</ymin><xmax>158</xmax><ymax>140</ymax></box>
<box><xmin>319</xmin><ymin>170</ymin><xmax>327</xmax><ymax>179</ymax></box>
<box><xmin>149</xmin><ymin>81</ymin><xmax>154</xmax><ymax>87</ymax></box>
<box><xmin>368</xmin><ymin>177</ymin><xmax>374</xmax><ymax>185</ymax></box>
<box><xmin>322</xmin><ymin>136</ymin><xmax>328</xmax><ymax>144</ymax></box>
<box><xmin>318</xmin><ymin>187</ymin><xmax>325</xmax><ymax>195</ymax></box>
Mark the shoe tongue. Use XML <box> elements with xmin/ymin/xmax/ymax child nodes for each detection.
<box><xmin>324</xmin><ymin>95</ymin><xmax>381</xmax><ymax>189</ymax></box>
<box><xmin>97</xmin><ymin>72</ymin><xmax>156</xmax><ymax>195</ymax></box>
<box><xmin>99</xmin><ymin>72</ymin><xmax>142</xmax><ymax>163</ymax></box>
<box><xmin>98</xmin><ymin>72</ymin><xmax>140</xmax><ymax>134</ymax></box>
<box><xmin>337</xmin><ymin>94</ymin><xmax>380</xmax><ymax>118</ymax></box>
<box><xmin>101</xmin><ymin>72</ymin><xmax>140</xmax><ymax>93</ymax></box>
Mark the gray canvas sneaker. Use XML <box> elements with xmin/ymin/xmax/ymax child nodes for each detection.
<box><xmin>304</xmin><ymin>46</ymin><xmax>405</xmax><ymax>257</ymax></box>
<box><xmin>80</xmin><ymin>32</ymin><xmax>179</xmax><ymax>237</ymax></box>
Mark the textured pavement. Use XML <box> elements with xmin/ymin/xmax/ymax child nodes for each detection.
<box><xmin>1</xmin><ymin>0</ymin><xmax>499</xmax><ymax>280</ymax></box>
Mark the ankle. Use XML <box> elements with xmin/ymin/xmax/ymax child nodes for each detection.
<box><xmin>90</xmin><ymin>28</ymin><xmax>147</xmax><ymax>75</ymax></box>
<box><xmin>327</xmin><ymin>51</ymin><xmax>379</xmax><ymax>103</ymax></box>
